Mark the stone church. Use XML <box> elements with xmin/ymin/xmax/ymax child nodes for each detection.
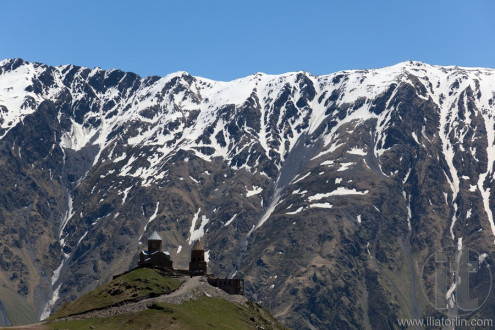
<box><xmin>137</xmin><ymin>234</ymin><xmax>244</xmax><ymax>295</ymax></box>
<box><xmin>138</xmin><ymin>231</ymin><xmax>173</xmax><ymax>269</ymax></box>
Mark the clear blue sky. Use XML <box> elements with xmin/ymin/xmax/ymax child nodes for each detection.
<box><xmin>1</xmin><ymin>0</ymin><xmax>494</xmax><ymax>81</ymax></box>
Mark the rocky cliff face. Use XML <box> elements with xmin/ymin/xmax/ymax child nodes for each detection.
<box><xmin>0</xmin><ymin>58</ymin><xmax>494</xmax><ymax>328</ymax></box>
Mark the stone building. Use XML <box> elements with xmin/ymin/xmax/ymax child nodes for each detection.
<box><xmin>207</xmin><ymin>278</ymin><xmax>245</xmax><ymax>295</ymax></box>
<box><xmin>135</xmin><ymin>234</ymin><xmax>244</xmax><ymax>295</ymax></box>
<box><xmin>189</xmin><ymin>239</ymin><xmax>207</xmax><ymax>276</ymax></box>
<box><xmin>138</xmin><ymin>231</ymin><xmax>173</xmax><ymax>269</ymax></box>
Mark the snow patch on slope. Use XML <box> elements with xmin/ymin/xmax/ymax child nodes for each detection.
<box><xmin>246</xmin><ymin>186</ymin><xmax>263</xmax><ymax>197</ymax></box>
<box><xmin>308</xmin><ymin>187</ymin><xmax>368</xmax><ymax>201</ymax></box>
<box><xmin>224</xmin><ymin>214</ymin><xmax>238</xmax><ymax>226</ymax></box>
<box><xmin>189</xmin><ymin>208</ymin><xmax>210</xmax><ymax>245</ymax></box>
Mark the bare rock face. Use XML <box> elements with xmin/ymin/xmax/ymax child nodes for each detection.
<box><xmin>1</xmin><ymin>58</ymin><xmax>495</xmax><ymax>328</ymax></box>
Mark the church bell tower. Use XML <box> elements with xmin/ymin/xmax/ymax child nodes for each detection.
<box><xmin>189</xmin><ymin>239</ymin><xmax>207</xmax><ymax>276</ymax></box>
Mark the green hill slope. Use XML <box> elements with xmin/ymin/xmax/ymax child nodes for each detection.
<box><xmin>49</xmin><ymin>268</ymin><xmax>182</xmax><ymax>319</ymax></box>
<box><xmin>49</xmin><ymin>297</ymin><xmax>283</xmax><ymax>330</ymax></box>
<box><xmin>42</xmin><ymin>268</ymin><xmax>286</xmax><ymax>330</ymax></box>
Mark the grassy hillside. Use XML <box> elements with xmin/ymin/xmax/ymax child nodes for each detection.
<box><xmin>50</xmin><ymin>268</ymin><xmax>182</xmax><ymax>319</ymax></box>
<box><xmin>41</xmin><ymin>267</ymin><xmax>286</xmax><ymax>329</ymax></box>
<box><xmin>48</xmin><ymin>297</ymin><xmax>285</xmax><ymax>330</ymax></box>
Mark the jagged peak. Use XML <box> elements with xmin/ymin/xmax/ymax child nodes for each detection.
<box><xmin>384</xmin><ymin>60</ymin><xmax>495</xmax><ymax>74</ymax></box>
<box><xmin>2</xmin><ymin>58</ymin><xmax>493</xmax><ymax>87</ymax></box>
<box><xmin>0</xmin><ymin>58</ymin><xmax>29</xmax><ymax>71</ymax></box>
<box><xmin>162</xmin><ymin>70</ymin><xmax>192</xmax><ymax>80</ymax></box>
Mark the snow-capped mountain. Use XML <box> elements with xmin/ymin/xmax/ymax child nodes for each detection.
<box><xmin>0</xmin><ymin>58</ymin><xmax>494</xmax><ymax>328</ymax></box>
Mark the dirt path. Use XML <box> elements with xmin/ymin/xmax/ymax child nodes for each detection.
<box><xmin>155</xmin><ymin>275</ymin><xmax>202</xmax><ymax>300</ymax></box>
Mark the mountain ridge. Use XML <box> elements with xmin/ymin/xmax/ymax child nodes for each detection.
<box><xmin>1</xmin><ymin>58</ymin><xmax>495</xmax><ymax>328</ymax></box>
<box><xmin>2</xmin><ymin>57</ymin><xmax>494</xmax><ymax>82</ymax></box>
